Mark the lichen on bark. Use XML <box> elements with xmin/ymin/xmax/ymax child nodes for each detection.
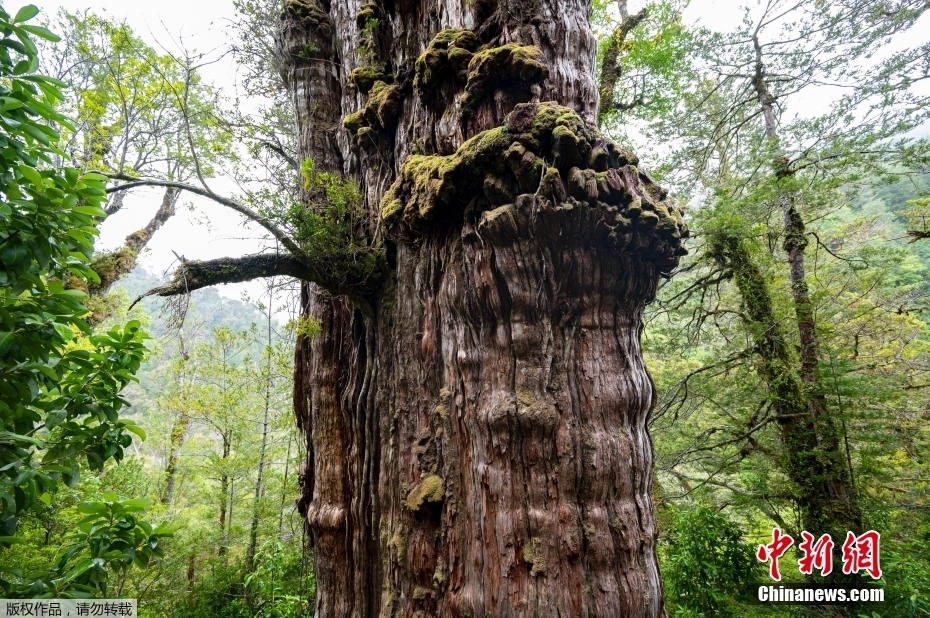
<box><xmin>405</xmin><ymin>475</ymin><xmax>444</xmax><ymax>511</ymax></box>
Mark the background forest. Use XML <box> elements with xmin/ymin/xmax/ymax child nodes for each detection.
<box><xmin>0</xmin><ymin>0</ymin><xmax>927</xmax><ymax>617</ymax></box>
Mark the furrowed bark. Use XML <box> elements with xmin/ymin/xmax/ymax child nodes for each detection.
<box><xmin>276</xmin><ymin>0</ymin><xmax>689</xmax><ymax>616</ymax></box>
<box><xmin>275</xmin><ymin>4</ymin><xmax>357</xmax><ymax>617</ymax></box>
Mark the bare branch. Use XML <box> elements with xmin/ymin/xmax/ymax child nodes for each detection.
<box><xmin>102</xmin><ymin>173</ymin><xmax>306</xmax><ymax>259</ymax></box>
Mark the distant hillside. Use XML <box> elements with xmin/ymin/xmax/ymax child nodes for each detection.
<box><xmin>116</xmin><ymin>267</ymin><xmax>270</xmax><ymax>339</ymax></box>
<box><xmin>115</xmin><ymin>267</ymin><xmax>285</xmax><ymax>420</ymax></box>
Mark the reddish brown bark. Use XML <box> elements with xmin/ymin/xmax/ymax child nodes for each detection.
<box><xmin>277</xmin><ymin>1</ymin><xmax>687</xmax><ymax>616</ymax></box>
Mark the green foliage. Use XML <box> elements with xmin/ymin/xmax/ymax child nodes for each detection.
<box><xmin>285</xmin><ymin>314</ymin><xmax>321</xmax><ymax>339</ymax></box>
<box><xmin>4</xmin><ymin>493</ymin><xmax>172</xmax><ymax>599</ymax></box>
<box><xmin>285</xmin><ymin>157</ymin><xmax>384</xmax><ymax>290</ymax></box>
<box><xmin>170</xmin><ymin>541</ymin><xmax>312</xmax><ymax>618</ymax></box>
<box><xmin>0</xmin><ymin>2</ymin><xmax>147</xmax><ymax>540</ymax></box>
<box><xmin>244</xmin><ymin>540</ymin><xmax>315</xmax><ymax>618</ymax></box>
<box><xmin>0</xmin><ymin>4</ymin><xmax>168</xmax><ymax>598</ymax></box>
<box><xmin>593</xmin><ymin>0</ymin><xmax>691</xmax><ymax>129</ymax></box>
<box><xmin>44</xmin><ymin>10</ymin><xmax>232</xmax><ymax>182</ymax></box>
<box><xmin>661</xmin><ymin>506</ymin><xmax>761</xmax><ymax>617</ymax></box>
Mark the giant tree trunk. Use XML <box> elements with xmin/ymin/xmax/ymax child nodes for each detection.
<box><xmin>277</xmin><ymin>1</ymin><xmax>687</xmax><ymax>616</ymax></box>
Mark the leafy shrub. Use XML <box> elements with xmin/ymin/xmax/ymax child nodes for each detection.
<box><xmin>662</xmin><ymin>506</ymin><xmax>761</xmax><ymax>617</ymax></box>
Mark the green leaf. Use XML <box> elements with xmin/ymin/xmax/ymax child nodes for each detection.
<box><xmin>19</xmin><ymin>24</ymin><xmax>60</xmax><ymax>42</ymax></box>
<box><xmin>0</xmin><ymin>431</ymin><xmax>44</xmax><ymax>448</ymax></box>
<box><xmin>72</xmin><ymin>205</ymin><xmax>107</xmax><ymax>217</ymax></box>
<box><xmin>20</xmin><ymin>123</ymin><xmax>51</xmax><ymax>145</ymax></box>
<box><xmin>57</xmin><ymin>558</ymin><xmax>95</xmax><ymax>584</ymax></box>
<box><xmin>0</xmin><ymin>332</ymin><xmax>14</xmax><ymax>356</ymax></box>
<box><xmin>119</xmin><ymin>498</ymin><xmax>152</xmax><ymax>511</ymax></box>
<box><xmin>1</xmin><ymin>97</ymin><xmax>24</xmax><ymax>110</ymax></box>
<box><xmin>45</xmin><ymin>409</ymin><xmax>66</xmax><ymax>430</ymax></box>
<box><xmin>122</xmin><ymin>424</ymin><xmax>146</xmax><ymax>441</ymax></box>
<box><xmin>77</xmin><ymin>502</ymin><xmax>107</xmax><ymax>515</ymax></box>
<box><xmin>13</xmin><ymin>5</ymin><xmax>39</xmax><ymax>23</ymax></box>
<box><xmin>53</xmin><ymin>322</ymin><xmax>75</xmax><ymax>343</ymax></box>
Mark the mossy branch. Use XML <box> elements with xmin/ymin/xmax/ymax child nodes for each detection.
<box><xmin>123</xmin><ymin>162</ymin><xmax>386</xmax><ymax>308</ymax></box>
<box><xmin>598</xmin><ymin>8</ymin><xmax>648</xmax><ymax>125</ymax></box>
<box><xmin>130</xmin><ymin>253</ymin><xmax>316</xmax><ymax>307</ymax></box>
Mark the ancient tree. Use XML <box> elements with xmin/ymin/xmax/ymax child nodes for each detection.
<box><xmin>141</xmin><ymin>0</ymin><xmax>688</xmax><ymax>615</ymax></box>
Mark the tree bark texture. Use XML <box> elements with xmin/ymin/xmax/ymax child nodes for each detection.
<box><xmin>277</xmin><ymin>1</ymin><xmax>688</xmax><ymax>616</ymax></box>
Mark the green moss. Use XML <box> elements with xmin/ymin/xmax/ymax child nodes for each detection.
<box><xmin>89</xmin><ymin>246</ymin><xmax>137</xmax><ymax>292</ymax></box>
<box><xmin>388</xmin><ymin>529</ymin><xmax>407</xmax><ymax>561</ymax></box>
<box><xmin>433</xmin><ymin>564</ymin><xmax>446</xmax><ymax>586</ymax></box>
<box><xmin>343</xmin><ymin>109</ymin><xmax>366</xmax><ymax>133</ymax></box>
<box><xmin>414</xmin><ymin>29</ymin><xmax>479</xmax><ymax>95</ymax></box>
<box><xmin>379</xmin><ymin>127</ymin><xmax>512</xmax><ymax>227</ymax></box>
<box><xmin>287</xmin><ymin>0</ymin><xmax>331</xmax><ymax>32</ymax></box>
<box><xmin>379</xmin><ymin>101</ymin><xmax>689</xmax><ymax>270</ymax></box>
<box><xmin>405</xmin><ymin>474</ymin><xmax>444</xmax><ymax>511</ymax></box>
<box><xmin>349</xmin><ymin>66</ymin><xmax>388</xmax><ymax>94</ymax></box>
<box><xmin>355</xmin><ymin>3</ymin><xmax>381</xmax><ymax>29</ymax></box>
<box><xmin>430</xmin><ymin>28</ymin><xmax>478</xmax><ymax>49</ymax></box>
<box><xmin>412</xmin><ymin>586</ymin><xmax>433</xmax><ymax>601</ymax></box>
<box><xmin>368</xmin><ymin>81</ymin><xmax>401</xmax><ymax>127</ymax></box>
<box><xmin>343</xmin><ymin>80</ymin><xmax>401</xmax><ymax>139</ymax></box>
<box><xmin>540</xmin><ymin>165</ymin><xmax>566</xmax><ymax>202</ymax></box>
<box><xmin>460</xmin><ymin>44</ymin><xmax>548</xmax><ymax>117</ymax></box>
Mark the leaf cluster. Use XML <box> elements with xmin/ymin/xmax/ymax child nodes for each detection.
<box><xmin>283</xmin><ymin>157</ymin><xmax>384</xmax><ymax>292</ymax></box>
<box><xmin>3</xmin><ymin>492</ymin><xmax>172</xmax><ymax>598</ymax></box>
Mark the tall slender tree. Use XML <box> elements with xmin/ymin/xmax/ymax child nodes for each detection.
<box><xmin>640</xmin><ymin>0</ymin><xmax>930</xmax><ymax>563</ymax></box>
